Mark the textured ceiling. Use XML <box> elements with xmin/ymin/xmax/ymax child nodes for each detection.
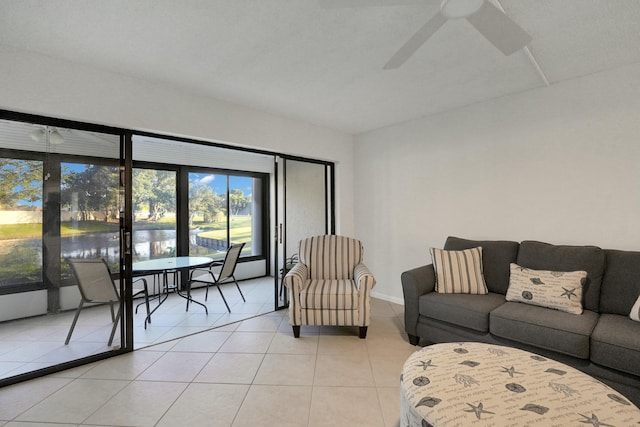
<box><xmin>1</xmin><ymin>0</ymin><xmax>639</xmax><ymax>134</ymax></box>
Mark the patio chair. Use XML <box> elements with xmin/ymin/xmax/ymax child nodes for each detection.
<box><xmin>188</xmin><ymin>242</ymin><xmax>246</xmax><ymax>312</ymax></box>
<box><xmin>65</xmin><ymin>258</ymin><xmax>149</xmax><ymax>345</ymax></box>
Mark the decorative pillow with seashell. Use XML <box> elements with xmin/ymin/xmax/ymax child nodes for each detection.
<box><xmin>506</xmin><ymin>263</ymin><xmax>587</xmax><ymax>315</ymax></box>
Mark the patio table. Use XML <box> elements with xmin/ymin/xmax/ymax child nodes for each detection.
<box><xmin>132</xmin><ymin>256</ymin><xmax>213</xmax><ymax>325</ymax></box>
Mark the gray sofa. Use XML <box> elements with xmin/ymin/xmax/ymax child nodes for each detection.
<box><xmin>401</xmin><ymin>236</ymin><xmax>640</xmax><ymax>406</ymax></box>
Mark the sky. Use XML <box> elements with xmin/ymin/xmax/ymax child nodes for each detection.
<box><xmin>190</xmin><ymin>173</ymin><xmax>253</xmax><ymax>197</ymax></box>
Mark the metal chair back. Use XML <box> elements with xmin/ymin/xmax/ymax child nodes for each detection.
<box><xmin>218</xmin><ymin>242</ymin><xmax>245</xmax><ymax>280</ymax></box>
<box><xmin>68</xmin><ymin>258</ymin><xmax>119</xmax><ymax>303</ymax></box>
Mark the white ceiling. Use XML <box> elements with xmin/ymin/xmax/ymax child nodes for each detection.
<box><xmin>1</xmin><ymin>0</ymin><xmax>639</xmax><ymax>134</ymax></box>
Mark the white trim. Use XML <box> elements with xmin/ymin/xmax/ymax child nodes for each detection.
<box><xmin>371</xmin><ymin>291</ymin><xmax>404</xmax><ymax>305</ymax></box>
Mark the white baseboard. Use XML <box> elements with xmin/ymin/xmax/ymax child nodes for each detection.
<box><xmin>370</xmin><ymin>291</ymin><xmax>404</xmax><ymax>306</ymax></box>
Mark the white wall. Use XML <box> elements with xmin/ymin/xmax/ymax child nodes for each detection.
<box><xmin>0</xmin><ymin>44</ymin><xmax>355</xmax><ymax>235</ymax></box>
<box><xmin>0</xmin><ymin>290</ymin><xmax>47</xmax><ymax>322</ymax></box>
<box><xmin>355</xmin><ymin>63</ymin><xmax>640</xmax><ymax>303</ymax></box>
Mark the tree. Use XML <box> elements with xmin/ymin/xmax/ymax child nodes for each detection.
<box><xmin>0</xmin><ymin>158</ymin><xmax>42</xmax><ymax>209</ymax></box>
<box><xmin>229</xmin><ymin>189</ymin><xmax>250</xmax><ymax>216</ymax></box>
<box><xmin>189</xmin><ymin>183</ymin><xmax>222</xmax><ymax>225</ymax></box>
<box><xmin>132</xmin><ymin>169</ymin><xmax>176</xmax><ymax>222</ymax></box>
<box><xmin>61</xmin><ymin>165</ymin><xmax>119</xmax><ymax>221</ymax></box>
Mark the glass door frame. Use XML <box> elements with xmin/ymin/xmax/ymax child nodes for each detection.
<box><xmin>274</xmin><ymin>155</ymin><xmax>335</xmax><ymax>311</ymax></box>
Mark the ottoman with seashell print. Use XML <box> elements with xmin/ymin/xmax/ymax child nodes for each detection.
<box><xmin>400</xmin><ymin>342</ymin><xmax>640</xmax><ymax>426</ymax></box>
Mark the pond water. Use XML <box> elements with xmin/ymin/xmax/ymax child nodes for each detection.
<box><xmin>0</xmin><ymin>228</ymin><xmax>221</xmax><ymax>285</ymax></box>
<box><xmin>61</xmin><ymin>229</ymin><xmax>179</xmax><ymax>263</ymax></box>
<box><xmin>0</xmin><ymin>229</ymin><xmax>183</xmax><ymax>268</ymax></box>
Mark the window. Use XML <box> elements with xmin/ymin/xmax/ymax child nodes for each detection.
<box><xmin>229</xmin><ymin>175</ymin><xmax>259</xmax><ymax>257</ymax></box>
<box><xmin>0</xmin><ymin>156</ymin><xmax>43</xmax><ymax>288</ymax></box>
<box><xmin>189</xmin><ymin>172</ymin><xmax>227</xmax><ymax>257</ymax></box>
<box><xmin>132</xmin><ymin>168</ymin><xmax>177</xmax><ymax>262</ymax></box>
<box><xmin>132</xmin><ymin>134</ymin><xmax>270</xmax><ymax>261</ymax></box>
<box><xmin>0</xmin><ymin>120</ymin><xmax>121</xmax><ymax>296</ymax></box>
<box><xmin>60</xmin><ymin>162</ymin><xmax>120</xmax><ymax>277</ymax></box>
<box><xmin>189</xmin><ymin>172</ymin><xmax>263</xmax><ymax>260</ymax></box>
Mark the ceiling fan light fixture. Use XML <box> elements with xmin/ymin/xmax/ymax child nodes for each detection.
<box><xmin>49</xmin><ymin>129</ymin><xmax>65</xmax><ymax>145</ymax></box>
<box><xmin>440</xmin><ymin>0</ymin><xmax>484</xmax><ymax>19</ymax></box>
<box><xmin>29</xmin><ymin>128</ymin><xmax>45</xmax><ymax>143</ymax></box>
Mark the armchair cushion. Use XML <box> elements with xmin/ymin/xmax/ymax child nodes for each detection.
<box><xmin>299</xmin><ymin>279</ymin><xmax>358</xmax><ymax>309</ymax></box>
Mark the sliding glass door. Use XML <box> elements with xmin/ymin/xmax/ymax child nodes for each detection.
<box><xmin>0</xmin><ymin>111</ymin><xmax>336</xmax><ymax>387</ymax></box>
<box><xmin>0</xmin><ymin>117</ymin><xmax>128</xmax><ymax>385</ymax></box>
<box><xmin>275</xmin><ymin>157</ymin><xmax>334</xmax><ymax>309</ymax></box>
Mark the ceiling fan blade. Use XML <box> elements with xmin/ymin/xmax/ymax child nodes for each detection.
<box><xmin>466</xmin><ymin>0</ymin><xmax>531</xmax><ymax>55</ymax></box>
<box><xmin>319</xmin><ymin>0</ymin><xmax>423</xmax><ymax>7</ymax></box>
<box><xmin>383</xmin><ymin>12</ymin><xmax>447</xmax><ymax>69</ymax></box>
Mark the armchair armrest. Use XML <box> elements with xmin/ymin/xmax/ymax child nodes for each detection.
<box><xmin>401</xmin><ymin>264</ymin><xmax>435</xmax><ymax>337</ymax></box>
<box><xmin>284</xmin><ymin>262</ymin><xmax>309</xmax><ymax>295</ymax></box>
<box><xmin>355</xmin><ymin>263</ymin><xmax>376</xmax><ymax>327</ymax></box>
<box><xmin>354</xmin><ymin>263</ymin><xmax>376</xmax><ymax>292</ymax></box>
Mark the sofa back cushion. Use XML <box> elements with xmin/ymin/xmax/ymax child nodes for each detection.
<box><xmin>600</xmin><ymin>249</ymin><xmax>640</xmax><ymax>315</ymax></box>
<box><xmin>444</xmin><ymin>236</ymin><xmax>519</xmax><ymax>294</ymax></box>
<box><xmin>516</xmin><ymin>241</ymin><xmax>605</xmax><ymax>312</ymax></box>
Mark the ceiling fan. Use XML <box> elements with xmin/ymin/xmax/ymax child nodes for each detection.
<box><xmin>321</xmin><ymin>0</ymin><xmax>532</xmax><ymax>69</ymax></box>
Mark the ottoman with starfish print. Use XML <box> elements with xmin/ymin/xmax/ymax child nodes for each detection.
<box><xmin>400</xmin><ymin>342</ymin><xmax>640</xmax><ymax>426</ymax></box>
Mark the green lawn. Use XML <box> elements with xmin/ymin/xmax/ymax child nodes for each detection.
<box><xmin>0</xmin><ymin>223</ymin><xmax>43</xmax><ymax>240</ymax></box>
<box><xmin>1</xmin><ymin>216</ymin><xmax>251</xmax><ymax>241</ymax></box>
<box><xmin>198</xmin><ymin>226</ymin><xmax>252</xmax><ymax>243</ymax></box>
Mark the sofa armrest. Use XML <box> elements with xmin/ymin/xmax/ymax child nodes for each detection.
<box><xmin>401</xmin><ymin>264</ymin><xmax>436</xmax><ymax>337</ymax></box>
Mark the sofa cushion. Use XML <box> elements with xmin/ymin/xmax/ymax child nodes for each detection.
<box><xmin>591</xmin><ymin>314</ymin><xmax>640</xmax><ymax>377</ymax></box>
<box><xmin>516</xmin><ymin>241</ymin><xmax>605</xmax><ymax>312</ymax></box>
<box><xmin>419</xmin><ymin>292</ymin><xmax>505</xmax><ymax>333</ymax></box>
<box><xmin>444</xmin><ymin>236</ymin><xmax>519</xmax><ymax>295</ymax></box>
<box><xmin>600</xmin><ymin>249</ymin><xmax>640</xmax><ymax>315</ymax></box>
<box><xmin>430</xmin><ymin>246</ymin><xmax>487</xmax><ymax>294</ymax></box>
<box><xmin>506</xmin><ymin>263</ymin><xmax>586</xmax><ymax>315</ymax></box>
<box><xmin>490</xmin><ymin>302</ymin><xmax>598</xmax><ymax>359</ymax></box>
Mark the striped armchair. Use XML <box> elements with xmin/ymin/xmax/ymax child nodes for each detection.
<box><xmin>284</xmin><ymin>235</ymin><xmax>376</xmax><ymax>338</ymax></box>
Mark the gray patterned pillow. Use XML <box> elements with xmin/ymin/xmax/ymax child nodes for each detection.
<box><xmin>506</xmin><ymin>263</ymin><xmax>586</xmax><ymax>314</ymax></box>
<box><xmin>430</xmin><ymin>246</ymin><xmax>487</xmax><ymax>294</ymax></box>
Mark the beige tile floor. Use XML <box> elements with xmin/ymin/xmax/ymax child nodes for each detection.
<box><xmin>0</xmin><ymin>297</ymin><xmax>414</xmax><ymax>427</ymax></box>
<box><xmin>0</xmin><ymin>276</ymin><xmax>277</xmax><ymax>381</ymax></box>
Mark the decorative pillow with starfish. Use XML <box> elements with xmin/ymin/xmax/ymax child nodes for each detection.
<box><xmin>505</xmin><ymin>263</ymin><xmax>587</xmax><ymax>314</ymax></box>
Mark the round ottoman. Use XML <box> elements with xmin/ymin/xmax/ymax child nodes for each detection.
<box><xmin>400</xmin><ymin>342</ymin><xmax>640</xmax><ymax>426</ymax></box>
